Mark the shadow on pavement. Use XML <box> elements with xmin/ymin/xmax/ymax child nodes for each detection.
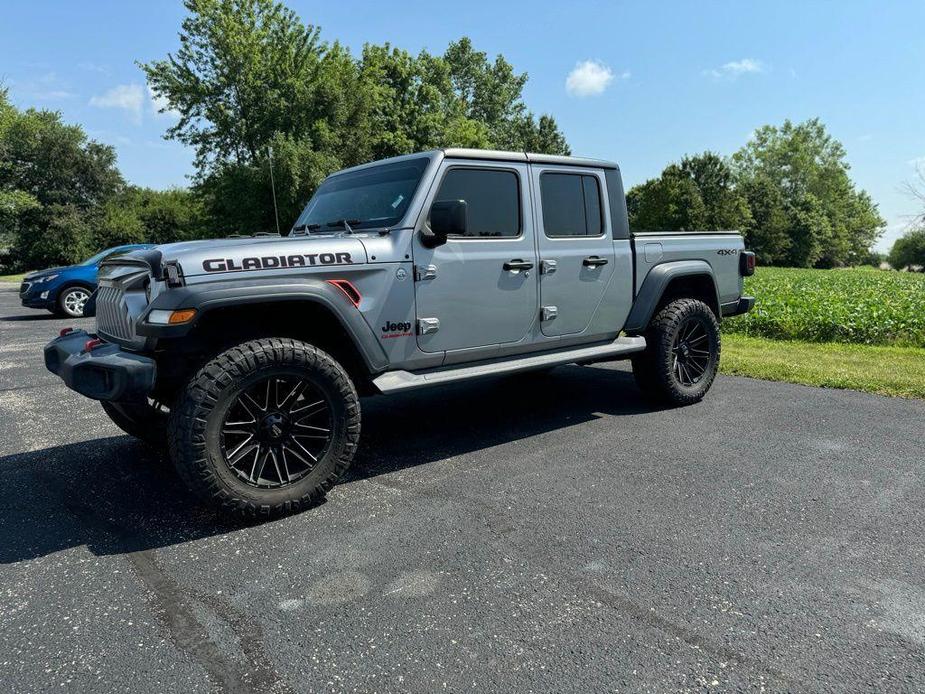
<box><xmin>0</xmin><ymin>365</ymin><xmax>657</xmax><ymax>564</ymax></box>
<box><xmin>0</xmin><ymin>313</ymin><xmax>63</xmax><ymax>322</ymax></box>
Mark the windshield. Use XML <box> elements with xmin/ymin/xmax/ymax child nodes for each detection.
<box><xmin>292</xmin><ymin>157</ymin><xmax>430</xmax><ymax>232</ymax></box>
<box><xmin>79</xmin><ymin>246</ymin><xmax>133</xmax><ymax>266</ymax></box>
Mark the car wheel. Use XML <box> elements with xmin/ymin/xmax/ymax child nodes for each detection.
<box><xmin>101</xmin><ymin>399</ymin><xmax>169</xmax><ymax>447</ymax></box>
<box><xmin>632</xmin><ymin>298</ymin><xmax>720</xmax><ymax>406</ymax></box>
<box><xmin>57</xmin><ymin>286</ymin><xmax>92</xmax><ymax>317</ymax></box>
<box><xmin>167</xmin><ymin>338</ymin><xmax>361</xmax><ymax>518</ymax></box>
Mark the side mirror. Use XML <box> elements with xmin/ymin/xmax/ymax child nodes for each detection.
<box><xmin>422</xmin><ymin>200</ymin><xmax>467</xmax><ymax>248</ymax></box>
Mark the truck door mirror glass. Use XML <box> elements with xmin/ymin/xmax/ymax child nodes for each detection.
<box><xmin>424</xmin><ymin>199</ymin><xmax>467</xmax><ymax>247</ymax></box>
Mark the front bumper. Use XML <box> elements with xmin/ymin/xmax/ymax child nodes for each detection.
<box><xmin>20</xmin><ymin>282</ymin><xmax>53</xmax><ymax>309</ymax></box>
<box><xmin>721</xmin><ymin>296</ymin><xmax>755</xmax><ymax>318</ymax></box>
<box><xmin>44</xmin><ymin>329</ymin><xmax>156</xmax><ymax>401</ymax></box>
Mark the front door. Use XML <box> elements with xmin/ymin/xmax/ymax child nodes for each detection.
<box><xmin>532</xmin><ymin>167</ymin><xmax>616</xmax><ymax>337</ymax></box>
<box><xmin>413</xmin><ymin>161</ymin><xmax>537</xmax><ymax>353</ymax></box>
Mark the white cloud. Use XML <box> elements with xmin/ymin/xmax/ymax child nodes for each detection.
<box><xmin>705</xmin><ymin>58</ymin><xmax>765</xmax><ymax>80</ymax></box>
<box><xmin>89</xmin><ymin>83</ymin><xmax>145</xmax><ymax>123</ymax></box>
<box><xmin>147</xmin><ymin>86</ymin><xmax>181</xmax><ymax>120</ymax></box>
<box><xmin>566</xmin><ymin>60</ymin><xmax>625</xmax><ymax>97</ymax></box>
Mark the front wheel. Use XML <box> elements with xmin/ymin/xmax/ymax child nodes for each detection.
<box><xmin>631</xmin><ymin>298</ymin><xmax>720</xmax><ymax>406</ymax></box>
<box><xmin>167</xmin><ymin>338</ymin><xmax>361</xmax><ymax>518</ymax></box>
<box><xmin>57</xmin><ymin>286</ymin><xmax>92</xmax><ymax>317</ymax></box>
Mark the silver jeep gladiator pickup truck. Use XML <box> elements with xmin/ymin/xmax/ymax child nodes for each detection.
<box><xmin>44</xmin><ymin>148</ymin><xmax>755</xmax><ymax>516</ymax></box>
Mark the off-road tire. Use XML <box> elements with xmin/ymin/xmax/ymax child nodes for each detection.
<box><xmin>632</xmin><ymin>298</ymin><xmax>720</xmax><ymax>406</ymax></box>
<box><xmin>167</xmin><ymin>338</ymin><xmax>360</xmax><ymax>518</ymax></box>
<box><xmin>102</xmin><ymin>400</ymin><xmax>169</xmax><ymax>447</ymax></box>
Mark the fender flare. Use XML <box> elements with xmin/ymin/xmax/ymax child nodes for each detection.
<box><xmin>136</xmin><ymin>276</ymin><xmax>389</xmax><ymax>372</ymax></box>
<box><xmin>623</xmin><ymin>260</ymin><xmax>719</xmax><ymax>334</ymax></box>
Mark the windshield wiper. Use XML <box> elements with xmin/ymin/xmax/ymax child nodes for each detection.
<box><xmin>325</xmin><ymin>219</ymin><xmax>362</xmax><ymax>233</ymax></box>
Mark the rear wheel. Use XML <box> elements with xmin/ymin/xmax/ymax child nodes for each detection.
<box><xmin>632</xmin><ymin>298</ymin><xmax>720</xmax><ymax>406</ymax></box>
<box><xmin>57</xmin><ymin>286</ymin><xmax>91</xmax><ymax>317</ymax></box>
<box><xmin>102</xmin><ymin>399</ymin><xmax>169</xmax><ymax>446</ymax></box>
<box><xmin>167</xmin><ymin>338</ymin><xmax>361</xmax><ymax>518</ymax></box>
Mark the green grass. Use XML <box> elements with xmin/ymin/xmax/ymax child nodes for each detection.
<box><xmin>724</xmin><ymin>266</ymin><xmax>925</xmax><ymax>348</ymax></box>
<box><xmin>721</xmin><ymin>333</ymin><xmax>925</xmax><ymax>399</ymax></box>
<box><xmin>0</xmin><ymin>272</ymin><xmax>27</xmax><ymax>283</ymax></box>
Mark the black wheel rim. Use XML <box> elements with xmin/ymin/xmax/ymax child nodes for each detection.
<box><xmin>671</xmin><ymin>318</ymin><xmax>712</xmax><ymax>387</ymax></box>
<box><xmin>220</xmin><ymin>375</ymin><xmax>333</xmax><ymax>489</ymax></box>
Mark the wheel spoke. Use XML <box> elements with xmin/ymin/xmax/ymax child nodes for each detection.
<box><xmin>269</xmin><ymin>447</ymin><xmax>285</xmax><ymax>483</ymax></box>
<box><xmin>227</xmin><ymin>439</ymin><xmax>257</xmax><ymax>467</ymax></box>
<box><xmin>294</xmin><ymin>422</ymin><xmax>330</xmax><ymax>433</ymax></box>
<box><xmin>290</xmin><ymin>399</ymin><xmax>325</xmax><ymax>416</ymax></box>
<box><xmin>280</xmin><ymin>447</ymin><xmax>292</xmax><ymax>481</ymax></box>
<box><xmin>241</xmin><ymin>392</ymin><xmax>265</xmax><ymax>416</ymax></box>
<box><xmin>291</xmin><ymin>437</ymin><xmax>319</xmax><ymax>463</ymax></box>
<box><xmin>279</xmin><ymin>380</ymin><xmax>306</xmax><ymax>410</ymax></box>
<box><xmin>252</xmin><ymin>447</ymin><xmax>270</xmax><ymax>483</ymax></box>
<box><xmin>283</xmin><ymin>443</ymin><xmax>315</xmax><ymax>469</ymax></box>
<box><xmin>687</xmin><ymin>358</ymin><xmax>707</xmax><ymax>376</ymax></box>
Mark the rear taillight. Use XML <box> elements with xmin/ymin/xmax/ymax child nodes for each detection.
<box><xmin>59</xmin><ymin>327</ymin><xmax>75</xmax><ymax>337</ymax></box>
<box><xmin>740</xmin><ymin>251</ymin><xmax>756</xmax><ymax>276</ymax></box>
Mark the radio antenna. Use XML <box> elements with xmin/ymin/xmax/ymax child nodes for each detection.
<box><xmin>268</xmin><ymin>146</ymin><xmax>281</xmax><ymax>236</ymax></box>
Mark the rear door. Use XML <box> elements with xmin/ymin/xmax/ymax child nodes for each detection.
<box><xmin>412</xmin><ymin>160</ymin><xmax>538</xmax><ymax>353</ymax></box>
<box><xmin>532</xmin><ymin>166</ymin><xmax>615</xmax><ymax>337</ymax></box>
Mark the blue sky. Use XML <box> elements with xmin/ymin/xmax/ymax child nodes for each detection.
<box><xmin>2</xmin><ymin>0</ymin><xmax>923</xmax><ymax>251</ymax></box>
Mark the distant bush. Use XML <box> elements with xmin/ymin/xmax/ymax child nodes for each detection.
<box><xmin>723</xmin><ymin>266</ymin><xmax>925</xmax><ymax>347</ymax></box>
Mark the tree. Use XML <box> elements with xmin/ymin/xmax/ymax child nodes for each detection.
<box><xmin>626</xmin><ymin>153</ymin><xmax>749</xmax><ymax>232</ymax></box>
<box><xmin>142</xmin><ymin>0</ymin><xmax>569</xmax><ymax>234</ymax></box>
<box><xmin>97</xmin><ymin>187</ymin><xmax>208</xmax><ymax>247</ymax></box>
<box><xmin>0</xmin><ymin>88</ymin><xmax>124</xmax><ymax>270</ymax></box>
<box><xmin>732</xmin><ymin>118</ymin><xmax>884</xmax><ymax>267</ymax></box>
<box><xmin>888</xmin><ymin>228</ymin><xmax>925</xmax><ymax>270</ymax></box>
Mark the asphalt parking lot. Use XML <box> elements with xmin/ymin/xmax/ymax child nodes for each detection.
<box><xmin>1</xmin><ymin>283</ymin><xmax>924</xmax><ymax>693</ymax></box>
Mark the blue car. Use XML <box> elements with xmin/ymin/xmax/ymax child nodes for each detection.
<box><xmin>19</xmin><ymin>244</ymin><xmax>155</xmax><ymax>317</ymax></box>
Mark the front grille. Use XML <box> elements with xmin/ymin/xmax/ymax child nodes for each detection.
<box><xmin>96</xmin><ymin>284</ymin><xmax>135</xmax><ymax>341</ymax></box>
<box><xmin>19</xmin><ymin>282</ymin><xmax>31</xmax><ymax>296</ymax></box>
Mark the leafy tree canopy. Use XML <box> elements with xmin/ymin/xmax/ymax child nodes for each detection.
<box><xmin>888</xmin><ymin>228</ymin><xmax>925</xmax><ymax>271</ymax></box>
<box><xmin>626</xmin><ymin>152</ymin><xmax>750</xmax><ymax>233</ymax></box>
<box><xmin>141</xmin><ymin>0</ymin><xmax>569</xmax><ymax>233</ymax></box>
<box><xmin>732</xmin><ymin>118</ymin><xmax>884</xmax><ymax>267</ymax></box>
<box><xmin>0</xmin><ymin>88</ymin><xmax>125</xmax><ymax>269</ymax></box>
<box><xmin>627</xmin><ymin>120</ymin><xmax>884</xmax><ymax>267</ymax></box>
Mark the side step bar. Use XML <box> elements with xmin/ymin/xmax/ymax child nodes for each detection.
<box><xmin>373</xmin><ymin>336</ymin><xmax>647</xmax><ymax>394</ymax></box>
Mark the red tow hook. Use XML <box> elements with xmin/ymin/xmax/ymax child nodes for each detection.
<box><xmin>83</xmin><ymin>337</ymin><xmax>104</xmax><ymax>353</ymax></box>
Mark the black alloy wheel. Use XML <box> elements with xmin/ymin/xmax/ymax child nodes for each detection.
<box><xmin>220</xmin><ymin>375</ymin><xmax>333</xmax><ymax>489</ymax></box>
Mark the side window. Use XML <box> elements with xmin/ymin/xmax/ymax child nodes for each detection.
<box><xmin>434</xmin><ymin>168</ymin><xmax>520</xmax><ymax>238</ymax></box>
<box><xmin>540</xmin><ymin>173</ymin><xmax>604</xmax><ymax>237</ymax></box>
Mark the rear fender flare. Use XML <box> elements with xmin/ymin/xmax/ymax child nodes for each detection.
<box><xmin>623</xmin><ymin>260</ymin><xmax>719</xmax><ymax>334</ymax></box>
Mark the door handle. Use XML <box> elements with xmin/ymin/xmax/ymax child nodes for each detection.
<box><xmin>583</xmin><ymin>256</ymin><xmax>609</xmax><ymax>267</ymax></box>
<box><xmin>503</xmin><ymin>259</ymin><xmax>534</xmax><ymax>271</ymax></box>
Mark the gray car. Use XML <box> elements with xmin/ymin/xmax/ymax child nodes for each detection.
<box><xmin>44</xmin><ymin>148</ymin><xmax>755</xmax><ymax>516</ymax></box>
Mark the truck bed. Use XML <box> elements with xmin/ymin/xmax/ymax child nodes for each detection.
<box><xmin>630</xmin><ymin>230</ymin><xmax>746</xmax><ymax>308</ymax></box>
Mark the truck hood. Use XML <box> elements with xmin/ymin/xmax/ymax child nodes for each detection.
<box><xmin>153</xmin><ymin>235</ymin><xmax>369</xmax><ymax>278</ymax></box>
